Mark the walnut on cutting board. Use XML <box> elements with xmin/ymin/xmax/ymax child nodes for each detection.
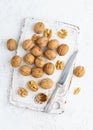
<box><xmin>31</xmin><ymin>67</ymin><xmax>44</xmax><ymax>78</ymax></box>
<box><xmin>27</xmin><ymin>80</ymin><xmax>39</xmax><ymax>92</ymax></box>
<box><xmin>7</xmin><ymin>39</ymin><xmax>17</xmax><ymax>51</ymax></box>
<box><xmin>39</xmin><ymin>78</ymin><xmax>53</xmax><ymax>89</ymax></box>
<box><xmin>11</xmin><ymin>55</ymin><xmax>22</xmax><ymax>67</ymax></box>
<box><xmin>35</xmin><ymin>56</ymin><xmax>46</xmax><ymax>68</ymax></box>
<box><xmin>24</xmin><ymin>53</ymin><xmax>35</xmax><ymax>65</ymax></box>
<box><xmin>44</xmin><ymin>62</ymin><xmax>55</xmax><ymax>75</ymax></box>
<box><xmin>57</xmin><ymin>44</ymin><xmax>69</xmax><ymax>56</ymax></box>
<box><xmin>20</xmin><ymin>65</ymin><xmax>31</xmax><ymax>76</ymax></box>
<box><xmin>34</xmin><ymin>22</ymin><xmax>45</xmax><ymax>34</ymax></box>
<box><xmin>35</xmin><ymin>93</ymin><xmax>48</xmax><ymax>104</ymax></box>
<box><xmin>18</xmin><ymin>87</ymin><xmax>28</xmax><ymax>97</ymax></box>
<box><xmin>22</xmin><ymin>39</ymin><xmax>34</xmax><ymax>51</ymax></box>
<box><xmin>47</xmin><ymin>39</ymin><xmax>59</xmax><ymax>50</ymax></box>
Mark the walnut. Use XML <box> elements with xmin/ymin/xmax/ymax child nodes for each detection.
<box><xmin>39</xmin><ymin>78</ymin><xmax>53</xmax><ymax>89</ymax></box>
<box><xmin>11</xmin><ymin>55</ymin><xmax>22</xmax><ymax>67</ymax></box>
<box><xmin>31</xmin><ymin>46</ymin><xmax>43</xmax><ymax>57</ymax></box>
<box><xmin>74</xmin><ymin>87</ymin><xmax>81</xmax><ymax>95</ymax></box>
<box><xmin>56</xmin><ymin>60</ymin><xmax>65</xmax><ymax>70</ymax></box>
<box><xmin>22</xmin><ymin>39</ymin><xmax>34</xmax><ymax>51</ymax></box>
<box><xmin>24</xmin><ymin>53</ymin><xmax>35</xmax><ymax>65</ymax></box>
<box><xmin>20</xmin><ymin>65</ymin><xmax>31</xmax><ymax>76</ymax></box>
<box><xmin>34</xmin><ymin>22</ymin><xmax>45</xmax><ymax>34</ymax></box>
<box><xmin>35</xmin><ymin>56</ymin><xmax>46</xmax><ymax>68</ymax></box>
<box><xmin>7</xmin><ymin>39</ymin><xmax>17</xmax><ymax>51</ymax></box>
<box><xmin>57</xmin><ymin>44</ymin><xmax>69</xmax><ymax>56</ymax></box>
<box><xmin>44</xmin><ymin>28</ymin><xmax>52</xmax><ymax>38</ymax></box>
<box><xmin>27</xmin><ymin>80</ymin><xmax>38</xmax><ymax>92</ymax></box>
<box><xmin>73</xmin><ymin>66</ymin><xmax>85</xmax><ymax>77</ymax></box>
<box><xmin>35</xmin><ymin>93</ymin><xmax>48</xmax><ymax>104</ymax></box>
<box><xmin>47</xmin><ymin>39</ymin><xmax>59</xmax><ymax>50</ymax></box>
<box><xmin>45</xmin><ymin>49</ymin><xmax>56</xmax><ymax>60</ymax></box>
<box><xmin>44</xmin><ymin>62</ymin><xmax>55</xmax><ymax>75</ymax></box>
<box><xmin>31</xmin><ymin>68</ymin><xmax>44</xmax><ymax>78</ymax></box>
<box><xmin>18</xmin><ymin>87</ymin><xmax>28</xmax><ymax>97</ymax></box>
<box><xmin>31</xmin><ymin>34</ymin><xmax>40</xmax><ymax>42</ymax></box>
<box><xmin>58</xmin><ymin>29</ymin><xmax>68</xmax><ymax>38</ymax></box>
<box><xmin>36</xmin><ymin>36</ymin><xmax>48</xmax><ymax>47</ymax></box>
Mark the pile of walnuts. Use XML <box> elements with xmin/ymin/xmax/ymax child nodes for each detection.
<box><xmin>7</xmin><ymin>21</ymin><xmax>85</xmax><ymax>103</ymax></box>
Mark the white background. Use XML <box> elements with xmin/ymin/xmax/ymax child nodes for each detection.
<box><xmin>0</xmin><ymin>0</ymin><xmax>93</xmax><ymax>130</ymax></box>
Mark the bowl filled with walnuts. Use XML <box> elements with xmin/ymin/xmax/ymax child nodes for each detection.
<box><xmin>9</xmin><ymin>17</ymin><xmax>80</xmax><ymax>114</ymax></box>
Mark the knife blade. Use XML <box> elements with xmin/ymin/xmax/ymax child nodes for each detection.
<box><xmin>58</xmin><ymin>50</ymin><xmax>78</xmax><ymax>85</ymax></box>
<box><xmin>44</xmin><ymin>50</ymin><xmax>78</xmax><ymax>113</ymax></box>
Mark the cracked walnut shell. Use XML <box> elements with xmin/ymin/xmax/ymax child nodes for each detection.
<box><xmin>35</xmin><ymin>93</ymin><xmax>48</xmax><ymax>104</ymax></box>
<box><xmin>20</xmin><ymin>65</ymin><xmax>31</xmax><ymax>76</ymax></box>
<box><xmin>31</xmin><ymin>46</ymin><xmax>43</xmax><ymax>57</ymax></box>
<box><xmin>36</xmin><ymin>36</ymin><xmax>48</xmax><ymax>47</ymax></box>
<box><xmin>45</xmin><ymin>49</ymin><xmax>56</xmax><ymax>60</ymax></box>
<box><xmin>39</xmin><ymin>78</ymin><xmax>53</xmax><ymax>89</ymax></box>
<box><xmin>34</xmin><ymin>22</ymin><xmax>45</xmax><ymax>34</ymax></box>
<box><xmin>35</xmin><ymin>56</ymin><xmax>46</xmax><ymax>68</ymax></box>
<box><xmin>11</xmin><ymin>55</ymin><xmax>22</xmax><ymax>67</ymax></box>
<box><xmin>31</xmin><ymin>68</ymin><xmax>44</xmax><ymax>78</ymax></box>
<box><xmin>18</xmin><ymin>87</ymin><xmax>28</xmax><ymax>97</ymax></box>
<box><xmin>24</xmin><ymin>53</ymin><xmax>35</xmax><ymax>65</ymax></box>
<box><xmin>47</xmin><ymin>39</ymin><xmax>59</xmax><ymax>50</ymax></box>
<box><xmin>7</xmin><ymin>39</ymin><xmax>17</xmax><ymax>51</ymax></box>
<box><xmin>44</xmin><ymin>62</ymin><xmax>55</xmax><ymax>75</ymax></box>
<box><xmin>27</xmin><ymin>80</ymin><xmax>38</xmax><ymax>92</ymax></box>
<box><xmin>57</xmin><ymin>44</ymin><xmax>69</xmax><ymax>56</ymax></box>
<box><xmin>73</xmin><ymin>66</ymin><xmax>85</xmax><ymax>77</ymax></box>
<box><xmin>22</xmin><ymin>39</ymin><xmax>34</xmax><ymax>51</ymax></box>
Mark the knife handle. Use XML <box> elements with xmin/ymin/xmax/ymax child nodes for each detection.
<box><xmin>44</xmin><ymin>83</ymin><xmax>62</xmax><ymax>113</ymax></box>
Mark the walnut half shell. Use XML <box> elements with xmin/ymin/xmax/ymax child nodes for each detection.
<box><xmin>35</xmin><ymin>93</ymin><xmax>48</xmax><ymax>104</ymax></box>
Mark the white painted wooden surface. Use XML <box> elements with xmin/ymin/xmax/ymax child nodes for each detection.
<box><xmin>0</xmin><ymin>0</ymin><xmax>93</xmax><ymax>129</ymax></box>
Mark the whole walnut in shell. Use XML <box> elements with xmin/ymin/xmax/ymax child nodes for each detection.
<box><xmin>31</xmin><ymin>46</ymin><xmax>43</xmax><ymax>57</ymax></box>
<box><xmin>57</xmin><ymin>44</ymin><xmax>69</xmax><ymax>56</ymax></box>
<box><xmin>31</xmin><ymin>68</ymin><xmax>44</xmax><ymax>78</ymax></box>
<box><xmin>45</xmin><ymin>49</ymin><xmax>56</xmax><ymax>60</ymax></box>
<box><xmin>39</xmin><ymin>78</ymin><xmax>53</xmax><ymax>89</ymax></box>
<box><xmin>44</xmin><ymin>62</ymin><xmax>55</xmax><ymax>75</ymax></box>
<box><xmin>34</xmin><ymin>22</ymin><xmax>45</xmax><ymax>34</ymax></box>
<box><xmin>35</xmin><ymin>56</ymin><xmax>46</xmax><ymax>68</ymax></box>
<box><xmin>20</xmin><ymin>65</ymin><xmax>31</xmax><ymax>76</ymax></box>
<box><xmin>24</xmin><ymin>53</ymin><xmax>35</xmax><ymax>65</ymax></box>
<box><xmin>22</xmin><ymin>39</ymin><xmax>34</xmax><ymax>51</ymax></box>
<box><xmin>73</xmin><ymin>66</ymin><xmax>85</xmax><ymax>78</ymax></box>
<box><xmin>11</xmin><ymin>55</ymin><xmax>22</xmax><ymax>67</ymax></box>
<box><xmin>7</xmin><ymin>39</ymin><xmax>17</xmax><ymax>51</ymax></box>
<box><xmin>47</xmin><ymin>39</ymin><xmax>59</xmax><ymax>50</ymax></box>
<box><xmin>36</xmin><ymin>36</ymin><xmax>48</xmax><ymax>47</ymax></box>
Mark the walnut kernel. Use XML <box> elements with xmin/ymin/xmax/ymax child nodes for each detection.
<box><xmin>74</xmin><ymin>87</ymin><xmax>81</xmax><ymax>95</ymax></box>
<box><xmin>18</xmin><ymin>87</ymin><xmax>28</xmax><ymax>97</ymax></box>
<box><xmin>58</xmin><ymin>29</ymin><xmax>68</xmax><ymax>39</ymax></box>
<box><xmin>44</xmin><ymin>29</ymin><xmax>53</xmax><ymax>38</ymax></box>
<box><xmin>27</xmin><ymin>80</ymin><xmax>38</xmax><ymax>92</ymax></box>
<box><xmin>56</xmin><ymin>60</ymin><xmax>65</xmax><ymax>70</ymax></box>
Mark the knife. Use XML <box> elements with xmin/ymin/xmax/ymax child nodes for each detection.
<box><xmin>44</xmin><ymin>50</ymin><xmax>78</xmax><ymax>113</ymax></box>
